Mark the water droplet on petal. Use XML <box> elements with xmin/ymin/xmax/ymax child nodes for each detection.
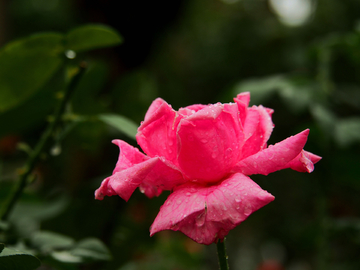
<box><xmin>186</xmin><ymin>192</ymin><xmax>191</xmax><ymax>196</ymax></box>
<box><xmin>195</xmin><ymin>212</ymin><xmax>206</xmax><ymax>227</ymax></box>
<box><xmin>244</xmin><ymin>204</ymin><xmax>252</xmax><ymax>215</ymax></box>
<box><xmin>176</xmin><ymin>199</ymin><xmax>182</xmax><ymax>204</ymax></box>
<box><xmin>201</xmin><ymin>139</ymin><xmax>208</xmax><ymax>143</ymax></box>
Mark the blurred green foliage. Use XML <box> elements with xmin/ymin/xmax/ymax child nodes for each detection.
<box><xmin>0</xmin><ymin>0</ymin><xmax>360</xmax><ymax>270</ymax></box>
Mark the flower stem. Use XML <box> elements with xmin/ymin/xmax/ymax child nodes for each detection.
<box><xmin>0</xmin><ymin>62</ymin><xmax>87</xmax><ymax>221</ymax></box>
<box><xmin>216</xmin><ymin>238</ymin><xmax>229</xmax><ymax>270</ymax></box>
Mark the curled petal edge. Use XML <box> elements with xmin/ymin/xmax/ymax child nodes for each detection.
<box><xmin>150</xmin><ymin>173</ymin><xmax>274</xmax><ymax>245</ymax></box>
<box><xmin>233</xmin><ymin>129</ymin><xmax>310</xmax><ymax>176</ymax></box>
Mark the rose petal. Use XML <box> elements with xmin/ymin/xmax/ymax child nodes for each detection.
<box><xmin>111</xmin><ymin>140</ymin><xmax>149</xmax><ymax>174</ymax></box>
<box><xmin>150</xmin><ymin>173</ymin><xmax>274</xmax><ymax>245</ymax></box>
<box><xmin>136</xmin><ymin>98</ymin><xmax>180</xmax><ymax>165</ymax></box>
<box><xmin>177</xmin><ymin>103</ymin><xmax>243</xmax><ymax>182</ymax></box>
<box><xmin>95</xmin><ymin>140</ymin><xmax>185</xmax><ymax>201</ymax></box>
<box><xmin>233</xmin><ymin>129</ymin><xmax>310</xmax><ymax>175</ymax></box>
<box><xmin>234</xmin><ymin>92</ymin><xmax>250</xmax><ymax>126</ymax></box>
<box><xmin>95</xmin><ymin>156</ymin><xmax>185</xmax><ymax>201</ymax></box>
<box><xmin>285</xmin><ymin>150</ymin><xmax>322</xmax><ymax>173</ymax></box>
<box><xmin>240</xmin><ymin>105</ymin><xmax>274</xmax><ymax>159</ymax></box>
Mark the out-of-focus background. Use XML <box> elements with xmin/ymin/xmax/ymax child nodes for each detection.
<box><xmin>0</xmin><ymin>0</ymin><xmax>360</xmax><ymax>269</ymax></box>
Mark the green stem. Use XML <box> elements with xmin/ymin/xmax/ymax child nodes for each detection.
<box><xmin>216</xmin><ymin>238</ymin><xmax>229</xmax><ymax>270</ymax></box>
<box><xmin>0</xmin><ymin>62</ymin><xmax>86</xmax><ymax>221</ymax></box>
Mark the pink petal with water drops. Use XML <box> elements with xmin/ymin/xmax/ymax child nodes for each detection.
<box><xmin>111</xmin><ymin>140</ymin><xmax>149</xmax><ymax>174</ymax></box>
<box><xmin>136</xmin><ymin>98</ymin><xmax>180</xmax><ymax>165</ymax></box>
<box><xmin>150</xmin><ymin>173</ymin><xmax>274</xmax><ymax>245</ymax></box>
<box><xmin>177</xmin><ymin>103</ymin><xmax>243</xmax><ymax>182</ymax></box>
<box><xmin>285</xmin><ymin>150</ymin><xmax>322</xmax><ymax>173</ymax></box>
<box><xmin>233</xmin><ymin>129</ymin><xmax>310</xmax><ymax>176</ymax></box>
<box><xmin>234</xmin><ymin>92</ymin><xmax>250</xmax><ymax>126</ymax></box>
<box><xmin>95</xmin><ymin>156</ymin><xmax>184</xmax><ymax>201</ymax></box>
<box><xmin>240</xmin><ymin>105</ymin><xmax>274</xmax><ymax>160</ymax></box>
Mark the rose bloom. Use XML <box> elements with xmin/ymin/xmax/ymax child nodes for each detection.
<box><xmin>95</xmin><ymin>92</ymin><xmax>321</xmax><ymax>245</ymax></box>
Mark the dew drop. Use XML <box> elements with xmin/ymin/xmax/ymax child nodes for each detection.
<box><xmin>244</xmin><ymin>205</ymin><xmax>252</xmax><ymax>215</ymax></box>
<box><xmin>235</xmin><ymin>197</ymin><xmax>241</xmax><ymax>203</ymax></box>
<box><xmin>176</xmin><ymin>199</ymin><xmax>182</xmax><ymax>204</ymax></box>
<box><xmin>186</xmin><ymin>192</ymin><xmax>191</xmax><ymax>196</ymax></box>
<box><xmin>201</xmin><ymin>139</ymin><xmax>208</xmax><ymax>143</ymax></box>
<box><xmin>211</xmin><ymin>152</ymin><xmax>217</xmax><ymax>159</ymax></box>
<box><xmin>196</xmin><ymin>212</ymin><xmax>206</xmax><ymax>227</ymax></box>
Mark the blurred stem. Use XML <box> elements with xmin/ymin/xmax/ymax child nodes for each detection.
<box><xmin>0</xmin><ymin>62</ymin><xmax>87</xmax><ymax>221</ymax></box>
<box><xmin>217</xmin><ymin>238</ymin><xmax>229</xmax><ymax>270</ymax></box>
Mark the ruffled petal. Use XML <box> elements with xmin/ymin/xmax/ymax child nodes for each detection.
<box><xmin>95</xmin><ymin>156</ymin><xmax>185</xmax><ymax>201</ymax></box>
<box><xmin>233</xmin><ymin>129</ymin><xmax>310</xmax><ymax>175</ymax></box>
<box><xmin>95</xmin><ymin>140</ymin><xmax>185</xmax><ymax>201</ymax></box>
<box><xmin>111</xmin><ymin>140</ymin><xmax>149</xmax><ymax>174</ymax></box>
<box><xmin>177</xmin><ymin>103</ymin><xmax>243</xmax><ymax>182</ymax></box>
<box><xmin>240</xmin><ymin>105</ymin><xmax>274</xmax><ymax>159</ymax></box>
<box><xmin>150</xmin><ymin>173</ymin><xmax>274</xmax><ymax>245</ymax></box>
<box><xmin>136</xmin><ymin>98</ymin><xmax>180</xmax><ymax>165</ymax></box>
<box><xmin>285</xmin><ymin>150</ymin><xmax>322</xmax><ymax>173</ymax></box>
<box><xmin>234</xmin><ymin>92</ymin><xmax>250</xmax><ymax>126</ymax></box>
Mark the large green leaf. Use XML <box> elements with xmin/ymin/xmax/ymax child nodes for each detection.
<box><xmin>65</xmin><ymin>24</ymin><xmax>122</xmax><ymax>53</ymax></box>
<box><xmin>99</xmin><ymin>114</ymin><xmax>138</xmax><ymax>139</ymax></box>
<box><xmin>0</xmin><ymin>247</ymin><xmax>41</xmax><ymax>270</ymax></box>
<box><xmin>0</xmin><ymin>33</ymin><xmax>64</xmax><ymax>112</ymax></box>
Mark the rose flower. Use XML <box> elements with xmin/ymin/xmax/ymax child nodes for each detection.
<box><xmin>95</xmin><ymin>92</ymin><xmax>321</xmax><ymax>245</ymax></box>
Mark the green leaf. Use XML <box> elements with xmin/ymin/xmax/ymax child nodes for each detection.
<box><xmin>0</xmin><ymin>33</ymin><xmax>64</xmax><ymax>112</ymax></box>
<box><xmin>0</xmin><ymin>247</ymin><xmax>41</xmax><ymax>270</ymax></box>
<box><xmin>65</xmin><ymin>24</ymin><xmax>123</xmax><ymax>53</ymax></box>
<box><xmin>71</xmin><ymin>238</ymin><xmax>111</xmax><ymax>261</ymax></box>
<box><xmin>99</xmin><ymin>114</ymin><xmax>138</xmax><ymax>139</ymax></box>
<box><xmin>31</xmin><ymin>231</ymin><xmax>75</xmax><ymax>253</ymax></box>
<box><xmin>335</xmin><ymin>117</ymin><xmax>360</xmax><ymax>147</ymax></box>
<box><xmin>51</xmin><ymin>251</ymin><xmax>83</xmax><ymax>263</ymax></box>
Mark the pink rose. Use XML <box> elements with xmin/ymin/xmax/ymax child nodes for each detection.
<box><xmin>95</xmin><ymin>92</ymin><xmax>321</xmax><ymax>245</ymax></box>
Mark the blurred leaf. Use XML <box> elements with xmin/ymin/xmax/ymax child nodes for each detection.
<box><xmin>232</xmin><ymin>75</ymin><xmax>312</xmax><ymax>112</ymax></box>
<box><xmin>31</xmin><ymin>231</ymin><xmax>75</xmax><ymax>253</ymax></box>
<box><xmin>0</xmin><ymin>33</ymin><xmax>64</xmax><ymax>112</ymax></box>
<box><xmin>65</xmin><ymin>24</ymin><xmax>122</xmax><ymax>53</ymax></box>
<box><xmin>11</xmin><ymin>196</ymin><xmax>69</xmax><ymax>222</ymax></box>
<box><xmin>310</xmin><ymin>104</ymin><xmax>337</xmax><ymax>134</ymax></box>
<box><xmin>335</xmin><ymin>117</ymin><xmax>360</xmax><ymax>147</ymax></box>
<box><xmin>232</xmin><ymin>75</ymin><xmax>291</xmax><ymax>105</ymax></box>
<box><xmin>0</xmin><ymin>247</ymin><xmax>41</xmax><ymax>270</ymax></box>
<box><xmin>0</xmin><ymin>66</ymin><xmax>64</xmax><ymax>138</ymax></box>
<box><xmin>51</xmin><ymin>251</ymin><xmax>82</xmax><ymax>263</ymax></box>
<box><xmin>71</xmin><ymin>238</ymin><xmax>111</xmax><ymax>261</ymax></box>
<box><xmin>99</xmin><ymin>114</ymin><xmax>138</xmax><ymax>139</ymax></box>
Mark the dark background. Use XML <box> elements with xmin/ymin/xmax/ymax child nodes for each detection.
<box><xmin>1</xmin><ymin>0</ymin><xmax>360</xmax><ymax>269</ymax></box>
